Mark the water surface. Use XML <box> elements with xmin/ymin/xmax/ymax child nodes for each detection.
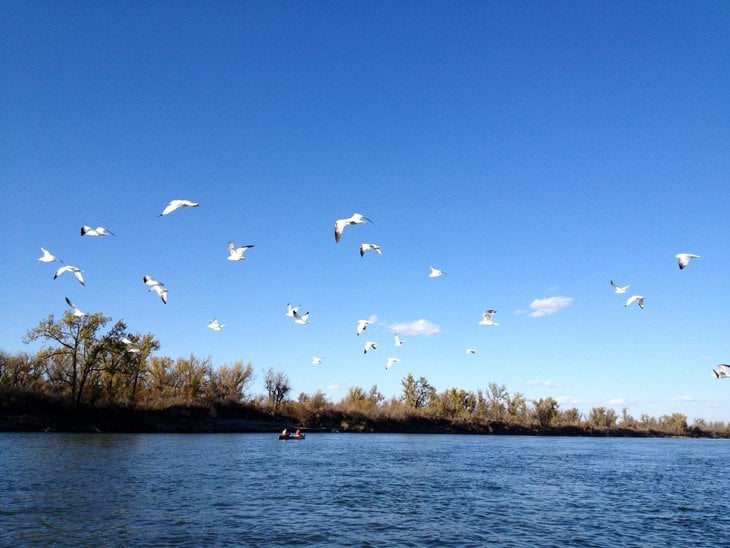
<box><xmin>2</xmin><ymin>433</ymin><xmax>728</xmax><ymax>545</ymax></box>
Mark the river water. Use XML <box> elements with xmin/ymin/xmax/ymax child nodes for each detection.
<box><xmin>1</xmin><ymin>433</ymin><xmax>728</xmax><ymax>546</ymax></box>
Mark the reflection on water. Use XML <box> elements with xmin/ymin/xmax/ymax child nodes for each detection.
<box><xmin>2</xmin><ymin>434</ymin><xmax>729</xmax><ymax>545</ymax></box>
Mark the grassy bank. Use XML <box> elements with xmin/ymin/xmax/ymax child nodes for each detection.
<box><xmin>1</xmin><ymin>391</ymin><xmax>727</xmax><ymax>438</ymax></box>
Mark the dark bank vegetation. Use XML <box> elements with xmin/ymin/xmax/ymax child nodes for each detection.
<box><xmin>1</xmin><ymin>312</ymin><xmax>728</xmax><ymax>437</ymax></box>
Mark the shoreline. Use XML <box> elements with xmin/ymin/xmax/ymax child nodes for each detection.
<box><xmin>1</xmin><ymin>400</ymin><xmax>727</xmax><ymax>438</ymax></box>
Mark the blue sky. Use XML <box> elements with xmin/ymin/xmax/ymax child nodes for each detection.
<box><xmin>2</xmin><ymin>2</ymin><xmax>728</xmax><ymax>421</ymax></box>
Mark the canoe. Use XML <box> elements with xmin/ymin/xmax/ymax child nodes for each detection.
<box><xmin>278</xmin><ymin>434</ymin><xmax>306</xmax><ymax>440</ymax></box>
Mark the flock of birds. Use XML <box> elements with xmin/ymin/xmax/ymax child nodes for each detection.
<box><xmin>36</xmin><ymin>203</ymin><xmax>725</xmax><ymax>379</ymax></box>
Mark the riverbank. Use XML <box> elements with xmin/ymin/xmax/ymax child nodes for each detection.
<box><xmin>1</xmin><ymin>394</ymin><xmax>727</xmax><ymax>437</ymax></box>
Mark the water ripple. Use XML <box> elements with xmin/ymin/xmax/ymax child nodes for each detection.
<box><xmin>2</xmin><ymin>433</ymin><xmax>729</xmax><ymax>546</ymax></box>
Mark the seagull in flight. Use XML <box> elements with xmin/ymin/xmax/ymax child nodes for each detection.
<box><xmin>359</xmin><ymin>243</ymin><xmax>382</xmax><ymax>257</ymax></box>
<box><xmin>466</xmin><ymin>348</ymin><xmax>477</xmax><ymax>355</ymax></box>
<box><xmin>81</xmin><ymin>225</ymin><xmax>115</xmax><ymax>237</ymax></box>
<box><xmin>625</xmin><ymin>295</ymin><xmax>645</xmax><ymax>309</ymax></box>
<box><xmin>712</xmin><ymin>364</ymin><xmax>730</xmax><ymax>379</ymax></box>
<box><xmin>479</xmin><ymin>310</ymin><xmax>499</xmax><ymax>326</ymax></box>
<box><xmin>334</xmin><ymin>213</ymin><xmax>372</xmax><ymax>243</ymax></box>
<box><xmin>227</xmin><ymin>241</ymin><xmax>255</xmax><ymax>261</ymax></box>
<box><xmin>386</xmin><ymin>357</ymin><xmax>401</xmax><ymax>369</ymax></box>
<box><xmin>159</xmin><ymin>199</ymin><xmax>199</xmax><ymax>216</ymax></box>
<box><xmin>610</xmin><ymin>280</ymin><xmax>630</xmax><ymax>294</ymax></box>
<box><xmin>120</xmin><ymin>337</ymin><xmax>141</xmax><ymax>354</ymax></box>
<box><xmin>394</xmin><ymin>333</ymin><xmax>405</xmax><ymax>347</ymax></box>
<box><xmin>363</xmin><ymin>341</ymin><xmax>378</xmax><ymax>354</ymax></box>
<box><xmin>286</xmin><ymin>303</ymin><xmax>300</xmax><ymax>318</ymax></box>
<box><xmin>675</xmin><ymin>253</ymin><xmax>700</xmax><ymax>270</ymax></box>
<box><xmin>208</xmin><ymin>319</ymin><xmax>225</xmax><ymax>331</ymax></box>
<box><xmin>143</xmin><ymin>275</ymin><xmax>164</xmax><ymax>289</ymax></box>
<box><xmin>143</xmin><ymin>275</ymin><xmax>167</xmax><ymax>303</ymax></box>
<box><xmin>65</xmin><ymin>297</ymin><xmax>86</xmax><ymax>317</ymax></box>
<box><xmin>356</xmin><ymin>319</ymin><xmax>373</xmax><ymax>336</ymax></box>
<box><xmin>293</xmin><ymin>310</ymin><xmax>310</xmax><ymax>324</ymax></box>
<box><xmin>429</xmin><ymin>266</ymin><xmax>445</xmax><ymax>278</ymax></box>
<box><xmin>54</xmin><ymin>265</ymin><xmax>85</xmax><ymax>286</ymax></box>
<box><xmin>38</xmin><ymin>247</ymin><xmax>62</xmax><ymax>263</ymax></box>
<box><xmin>312</xmin><ymin>356</ymin><xmax>323</xmax><ymax>366</ymax></box>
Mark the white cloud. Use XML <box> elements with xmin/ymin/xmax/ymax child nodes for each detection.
<box><xmin>555</xmin><ymin>396</ymin><xmax>582</xmax><ymax>405</ymax></box>
<box><xmin>675</xmin><ymin>395</ymin><xmax>694</xmax><ymax>402</ymax></box>
<box><xmin>326</xmin><ymin>384</ymin><xmax>341</xmax><ymax>392</ymax></box>
<box><xmin>608</xmin><ymin>398</ymin><xmax>626</xmax><ymax>405</ymax></box>
<box><xmin>389</xmin><ymin>319</ymin><xmax>442</xmax><ymax>336</ymax></box>
<box><xmin>522</xmin><ymin>380</ymin><xmax>561</xmax><ymax>388</ymax></box>
<box><xmin>529</xmin><ymin>296</ymin><xmax>573</xmax><ymax>318</ymax></box>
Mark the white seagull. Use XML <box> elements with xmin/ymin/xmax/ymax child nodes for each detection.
<box><xmin>429</xmin><ymin>266</ymin><xmax>445</xmax><ymax>278</ymax></box>
<box><xmin>120</xmin><ymin>337</ymin><xmax>141</xmax><ymax>354</ymax></box>
<box><xmin>359</xmin><ymin>243</ymin><xmax>382</xmax><ymax>257</ymax></box>
<box><xmin>293</xmin><ymin>310</ymin><xmax>310</xmax><ymax>324</ymax></box>
<box><xmin>466</xmin><ymin>348</ymin><xmax>477</xmax><ymax>355</ymax></box>
<box><xmin>54</xmin><ymin>265</ymin><xmax>85</xmax><ymax>286</ymax></box>
<box><xmin>159</xmin><ymin>199</ymin><xmax>199</xmax><ymax>216</ymax></box>
<box><xmin>625</xmin><ymin>295</ymin><xmax>645</xmax><ymax>309</ymax></box>
<box><xmin>712</xmin><ymin>364</ymin><xmax>730</xmax><ymax>379</ymax></box>
<box><xmin>81</xmin><ymin>225</ymin><xmax>115</xmax><ymax>237</ymax></box>
<box><xmin>208</xmin><ymin>319</ymin><xmax>225</xmax><ymax>331</ymax></box>
<box><xmin>610</xmin><ymin>280</ymin><xmax>630</xmax><ymax>294</ymax></box>
<box><xmin>334</xmin><ymin>213</ymin><xmax>372</xmax><ymax>243</ymax></box>
<box><xmin>65</xmin><ymin>297</ymin><xmax>86</xmax><ymax>317</ymax></box>
<box><xmin>394</xmin><ymin>333</ymin><xmax>405</xmax><ymax>347</ymax></box>
<box><xmin>227</xmin><ymin>241</ymin><xmax>255</xmax><ymax>261</ymax></box>
<box><xmin>675</xmin><ymin>253</ymin><xmax>700</xmax><ymax>270</ymax></box>
<box><xmin>143</xmin><ymin>275</ymin><xmax>164</xmax><ymax>289</ymax></box>
<box><xmin>286</xmin><ymin>303</ymin><xmax>300</xmax><ymax>318</ymax></box>
<box><xmin>38</xmin><ymin>247</ymin><xmax>62</xmax><ymax>263</ymax></box>
<box><xmin>479</xmin><ymin>310</ymin><xmax>499</xmax><ymax>326</ymax></box>
<box><xmin>312</xmin><ymin>356</ymin><xmax>323</xmax><ymax>366</ymax></box>
<box><xmin>143</xmin><ymin>276</ymin><xmax>167</xmax><ymax>304</ymax></box>
<box><xmin>363</xmin><ymin>341</ymin><xmax>378</xmax><ymax>354</ymax></box>
<box><xmin>356</xmin><ymin>319</ymin><xmax>373</xmax><ymax>336</ymax></box>
<box><xmin>386</xmin><ymin>357</ymin><xmax>401</xmax><ymax>369</ymax></box>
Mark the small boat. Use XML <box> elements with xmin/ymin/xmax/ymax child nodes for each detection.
<box><xmin>279</xmin><ymin>433</ymin><xmax>305</xmax><ymax>440</ymax></box>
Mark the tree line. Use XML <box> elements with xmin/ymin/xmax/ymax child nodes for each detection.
<box><xmin>1</xmin><ymin>311</ymin><xmax>727</xmax><ymax>437</ymax></box>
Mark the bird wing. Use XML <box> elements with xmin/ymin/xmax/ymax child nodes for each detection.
<box><xmin>334</xmin><ymin>220</ymin><xmax>345</xmax><ymax>242</ymax></box>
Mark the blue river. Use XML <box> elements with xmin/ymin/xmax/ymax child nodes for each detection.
<box><xmin>2</xmin><ymin>433</ymin><xmax>728</xmax><ymax>546</ymax></box>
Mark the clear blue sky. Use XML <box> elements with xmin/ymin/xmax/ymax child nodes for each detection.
<box><xmin>2</xmin><ymin>2</ymin><xmax>728</xmax><ymax>421</ymax></box>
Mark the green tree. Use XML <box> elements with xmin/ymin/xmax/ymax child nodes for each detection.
<box><xmin>532</xmin><ymin>397</ymin><xmax>559</xmax><ymax>427</ymax></box>
<box><xmin>24</xmin><ymin>312</ymin><xmax>111</xmax><ymax>405</ymax></box>
<box><xmin>210</xmin><ymin>360</ymin><xmax>254</xmax><ymax>402</ymax></box>
<box><xmin>0</xmin><ymin>351</ymin><xmax>43</xmax><ymax>391</ymax></box>
<box><xmin>174</xmin><ymin>354</ymin><xmax>212</xmax><ymax>402</ymax></box>
<box><xmin>401</xmin><ymin>374</ymin><xmax>435</xmax><ymax>409</ymax></box>
<box><xmin>558</xmin><ymin>407</ymin><xmax>581</xmax><ymax>425</ymax></box>
<box><xmin>587</xmin><ymin>407</ymin><xmax>618</xmax><ymax>428</ymax></box>
<box><xmin>659</xmin><ymin>413</ymin><xmax>687</xmax><ymax>435</ymax></box>
<box><xmin>507</xmin><ymin>392</ymin><xmax>529</xmax><ymax>423</ymax></box>
<box><xmin>485</xmin><ymin>382</ymin><xmax>508</xmax><ymax>421</ymax></box>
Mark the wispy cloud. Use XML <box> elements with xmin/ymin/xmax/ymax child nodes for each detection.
<box><xmin>389</xmin><ymin>319</ymin><xmax>442</xmax><ymax>336</ymax></box>
<box><xmin>608</xmin><ymin>398</ymin><xmax>626</xmax><ymax>405</ymax></box>
<box><xmin>522</xmin><ymin>380</ymin><xmax>561</xmax><ymax>388</ymax></box>
<box><xmin>326</xmin><ymin>384</ymin><xmax>341</xmax><ymax>392</ymax></box>
<box><xmin>529</xmin><ymin>296</ymin><xmax>573</xmax><ymax>318</ymax></box>
<box><xmin>555</xmin><ymin>395</ymin><xmax>582</xmax><ymax>406</ymax></box>
<box><xmin>675</xmin><ymin>395</ymin><xmax>695</xmax><ymax>402</ymax></box>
